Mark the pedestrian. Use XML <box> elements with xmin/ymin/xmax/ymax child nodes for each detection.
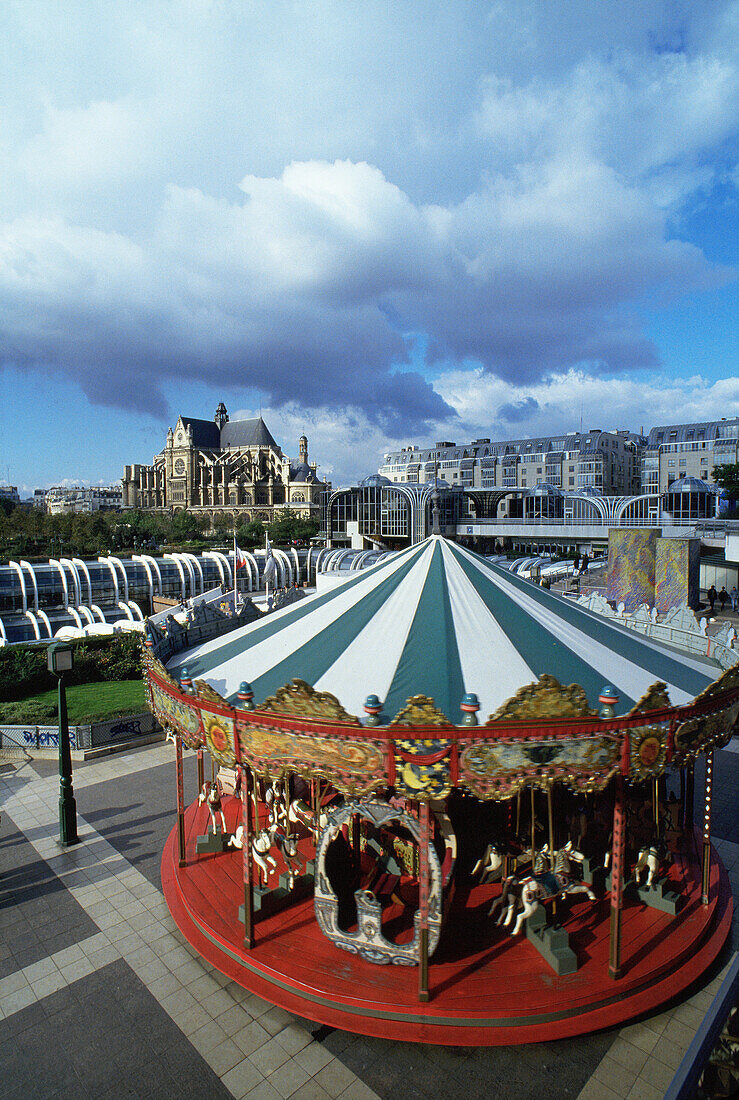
<box><xmin>580</xmin><ymin>552</ymin><xmax>589</xmax><ymax>575</ymax></box>
<box><xmin>719</xmin><ymin>586</ymin><xmax>729</xmax><ymax>611</ymax></box>
<box><xmin>731</xmin><ymin>585</ymin><xmax>738</xmax><ymax>612</ymax></box>
<box><xmin>573</xmin><ymin>552</ymin><xmax>580</xmax><ymax>572</ymax></box>
<box><xmin>706</xmin><ymin>584</ymin><xmax>717</xmax><ymax>613</ymax></box>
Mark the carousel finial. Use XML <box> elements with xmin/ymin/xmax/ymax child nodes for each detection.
<box><xmin>460</xmin><ymin>692</ymin><xmax>480</xmax><ymax>726</ymax></box>
<box><xmin>598</xmin><ymin>685</ymin><xmax>619</xmax><ymax>719</ymax></box>
<box><xmin>238</xmin><ymin>681</ymin><xmax>255</xmax><ymax>711</ymax></box>
<box><xmin>364</xmin><ymin>693</ymin><xmax>383</xmax><ymax>726</ymax></box>
<box><xmin>180</xmin><ymin>667</ymin><xmax>193</xmax><ymax>694</ymax></box>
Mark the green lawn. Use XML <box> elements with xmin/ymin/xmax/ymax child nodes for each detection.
<box><xmin>0</xmin><ymin>680</ymin><xmax>147</xmax><ymax>724</ymax></box>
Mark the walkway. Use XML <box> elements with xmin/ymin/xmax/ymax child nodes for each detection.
<box><xmin>0</xmin><ymin>741</ymin><xmax>736</xmax><ymax>1099</ymax></box>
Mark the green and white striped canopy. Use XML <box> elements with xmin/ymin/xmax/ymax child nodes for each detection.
<box><xmin>167</xmin><ymin>536</ymin><xmax>719</xmax><ymax>722</ymax></box>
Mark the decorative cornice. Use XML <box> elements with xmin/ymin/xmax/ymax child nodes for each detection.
<box><xmin>486</xmin><ymin>674</ymin><xmax>597</xmax><ymax>723</ymax></box>
<box><xmin>259</xmin><ymin>678</ymin><xmax>360</xmax><ymax>724</ymax></box>
<box><xmin>390</xmin><ymin>695</ymin><xmax>451</xmax><ymax>727</ymax></box>
<box><xmin>627</xmin><ymin>681</ymin><xmax>671</xmax><ymax>715</ymax></box>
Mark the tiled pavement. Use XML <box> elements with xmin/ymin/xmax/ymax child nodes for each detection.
<box><xmin>0</xmin><ymin>742</ymin><xmax>736</xmax><ymax>1099</ymax></box>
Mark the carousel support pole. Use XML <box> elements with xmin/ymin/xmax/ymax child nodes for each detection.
<box><xmin>609</xmin><ymin>775</ymin><xmax>626</xmax><ymax>979</ymax></box>
<box><xmin>196</xmin><ymin>748</ymin><xmax>204</xmax><ymax>794</ymax></box>
<box><xmin>679</xmin><ymin>767</ymin><xmax>686</xmax><ymax>828</ymax></box>
<box><xmin>685</xmin><ymin>761</ymin><xmax>695</xmax><ymax>829</ymax></box>
<box><xmin>175</xmin><ymin>735</ymin><xmax>186</xmax><ymax>868</ymax></box>
<box><xmin>547</xmin><ymin>784</ymin><xmax>555</xmax><ymax>869</ymax></box>
<box><xmin>418</xmin><ymin>800</ymin><xmax>430</xmax><ymax>1003</ymax></box>
<box><xmin>701</xmin><ymin>751</ymin><xmax>714</xmax><ymax>905</ymax></box>
<box><xmin>211</xmin><ymin>753</ymin><xmax>216</xmax><ymax>786</ymax></box>
<box><xmin>530</xmin><ymin>785</ymin><xmax>536</xmax><ymax>866</ymax></box>
<box><xmin>515</xmin><ymin>789</ymin><xmax>521</xmax><ymax>871</ymax></box>
<box><xmin>653</xmin><ymin>777</ymin><xmax>659</xmax><ymax>837</ymax></box>
<box><xmin>242</xmin><ymin>765</ymin><xmax>255</xmax><ymax>948</ymax></box>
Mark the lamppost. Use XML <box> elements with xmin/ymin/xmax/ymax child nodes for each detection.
<box><xmin>47</xmin><ymin>641</ymin><xmax>79</xmax><ymax>846</ymax></box>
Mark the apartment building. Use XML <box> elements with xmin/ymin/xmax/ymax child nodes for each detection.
<box><xmin>380</xmin><ymin>429</ymin><xmax>644</xmax><ymax>495</ymax></box>
<box><xmin>640</xmin><ymin>418</ymin><xmax>739</xmax><ymax>494</ymax></box>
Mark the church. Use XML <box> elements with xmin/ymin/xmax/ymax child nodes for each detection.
<box><xmin>122</xmin><ymin>402</ymin><xmax>327</xmax><ymax>524</ymax></box>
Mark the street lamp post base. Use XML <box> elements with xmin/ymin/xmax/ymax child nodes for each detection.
<box><xmin>59</xmin><ymin>796</ymin><xmax>80</xmax><ymax>847</ymax></box>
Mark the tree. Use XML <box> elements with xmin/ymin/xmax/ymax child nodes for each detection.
<box><xmin>267</xmin><ymin>507</ymin><xmax>319</xmax><ymax>545</ymax></box>
<box><xmin>238</xmin><ymin>519</ymin><xmax>265</xmax><ymax>547</ymax></box>
<box><xmin>712</xmin><ymin>463</ymin><xmax>739</xmax><ymax>499</ymax></box>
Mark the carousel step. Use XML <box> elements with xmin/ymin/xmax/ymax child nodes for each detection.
<box><xmin>239</xmin><ymin>865</ymin><xmax>315</xmax><ymax>923</ymax></box>
<box><xmin>195</xmin><ymin>829</ymin><xmax>229</xmax><ymax>855</ymax></box>
<box><xmin>632</xmin><ymin>877</ymin><xmax>682</xmax><ymax>915</ymax></box>
<box><xmin>526</xmin><ymin>906</ymin><xmax>578</xmax><ymax>975</ymax></box>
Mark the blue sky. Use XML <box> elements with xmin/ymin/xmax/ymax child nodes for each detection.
<box><xmin>0</xmin><ymin>0</ymin><xmax>736</xmax><ymax>492</ymax></box>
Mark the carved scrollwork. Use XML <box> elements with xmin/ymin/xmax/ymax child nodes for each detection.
<box><xmin>259</xmin><ymin>679</ymin><xmax>360</xmax><ymax>724</ymax></box>
<box><xmin>195</xmin><ymin>680</ymin><xmax>230</xmax><ymax>706</ymax></box>
<box><xmin>486</xmin><ymin>674</ymin><xmax>597</xmax><ymax>723</ymax></box>
<box><xmin>148</xmin><ymin>656</ymin><xmax>179</xmax><ymax>690</ymax></box>
<box><xmin>390</xmin><ymin>695</ymin><xmax>451</xmax><ymax>727</ymax></box>
<box><xmin>627</xmin><ymin>681</ymin><xmax>671</xmax><ymax>715</ymax></box>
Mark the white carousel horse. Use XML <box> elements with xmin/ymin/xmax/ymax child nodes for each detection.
<box><xmin>634</xmin><ymin>842</ymin><xmax>670</xmax><ymax>888</ymax></box>
<box><xmin>198</xmin><ymin>782</ymin><xmax>227</xmax><ymax>833</ymax></box>
<box><xmin>490</xmin><ymin>842</ymin><xmax>597</xmax><ymax>935</ymax></box>
<box><xmin>472</xmin><ymin>842</ymin><xmax>506</xmax><ymax>884</ymax></box>
<box><xmin>227</xmin><ymin>822</ymin><xmax>302</xmax><ymax>888</ymax></box>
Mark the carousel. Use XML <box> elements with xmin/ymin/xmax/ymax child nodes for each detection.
<box><xmin>147</xmin><ymin>535</ymin><xmax>737</xmax><ymax>1045</ymax></box>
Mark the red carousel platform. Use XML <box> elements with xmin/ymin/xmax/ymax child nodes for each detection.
<box><xmin>162</xmin><ymin>798</ymin><xmax>733</xmax><ymax>1046</ymax></box>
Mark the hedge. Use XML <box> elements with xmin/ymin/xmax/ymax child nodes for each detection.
<box><xmin>0</xmin><ymin>634</ymin><xmax>142</xmax><ymax>703</ymax></box>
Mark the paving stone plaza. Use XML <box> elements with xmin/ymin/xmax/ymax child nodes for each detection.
<box><xmin>0</xmin><ymin>738</ymin><xmax>736</xmax><ymax>1099</ymax></box>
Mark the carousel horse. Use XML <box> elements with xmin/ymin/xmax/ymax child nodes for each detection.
<box><xmin>490</xmin><ymin>842</ymin><xmax>597</xmax><ymax>935</ymax></box>
<box><xmin>198</xmin><ymin>781</ymin><xmax>227</xmax><ymax>834</ymax></box>
<box><xmin>227</xmin><ymin>822</ymin><xmax>303</xmax><ymax>888</ymax></box>
<box><xmin>472</xmin><ymin>842</ymin><xmax>506</xmax><ymax>884</ymax></box>
<box><xmin>634</xmin><ymin>839</ymin><xmax>670</xmax><ymax>888</ymax></box>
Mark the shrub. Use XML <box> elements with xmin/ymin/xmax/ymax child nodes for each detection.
<box><xmin>0</xmin><ymin>634</ymin><xmax>143</xmax><ymax>702</ymax></box>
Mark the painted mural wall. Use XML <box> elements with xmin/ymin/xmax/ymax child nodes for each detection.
<box><xmin>655</xmin><ymin>538</ymin><xmax>700</xmax><ymax>612</ymax></box>
<box><xmin>607</xmin><ymin>530</ymin><xmax>657</xmax><ymax>611</ymax></box>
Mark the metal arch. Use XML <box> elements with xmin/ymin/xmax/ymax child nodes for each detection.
<box><xmin>117</xmin><ymin>601</ymin><xmax>134</xmax><ymax>621</ymax></box>
<box><xmin>273</xmin><ymin>547</ymin><xmax>293</xmax><ymax>585</ymax></box>
<box><xmin>177</xmin><ymin>553</ymin><xmax>196</xmax><ymax>598</ymax></box>
<box><xmin>73</xmin><ymin>558</ymin><xmax>93</xmax><ymax>604</ymax></box>
<box><xmin>19</xmin><ymin>560</ymin><xmax>39</xmax><ymax>611</ymax></box>
<box><xmin>563</xmin><ymin>492</ymin><xmax>607</xmax><ymax>525</ymax></box>
<box><xmin>163</xmin><ymin>554</ymin><xmax>186</xmax><ymax>601</ymax></box>
<box><xmin>36</xmin><ymin>609</ymin><xmax>53</xmax><ymax>638</ymax></box>
<box><xmin>25</xmin><ymin>610</ymin><xmax>41</xmax><ymax>640</ymax></box>
<box><xmin>383</xmin><ymin>482</ymin><xmax>422</xmax><ymax>544</ymax></box>
<box><xmin>290</xmin><ymin>545</ymin><xmax>300</xmax><ymax>583</ymax></box>
<box><xmin>97</xmin><ymin>557</ymin><xmax>119</xmax><ymax>602</ymax></box>
<box><xmin>49</xmin><ymin>560</ymin><xmax>69</xmax><ymax>607</ymax></box>
<box><xmin>614</xmin><ymin>493</ymin><xmax>660</xmax><ymax>525</ymax></box>
<box><xmin>0</xmin><ymin>617</ymin><xmax>6</xmax><ymax>644</ymax></box>
<box><xmin>244</xmin><ymin>550</ymin><xmax>259</xmax><ymax>591</ymax></box>
<box><xmin>8</xmin><ymin>561</ymin><xmax>28</xmax><ymax>614</ymax></box>
<box><xmin>60</xmin><ymin>558</ymin><xmax>82</xmax><ymax>605</ymax></box>
<box><xmin>108</xmin><ymin>557</ymin><xmax>129</xmax><ymax>602</ymax></box>
<box><xmin>333</xmin><ymin>548</ymin><xmax>354</xmax><ymax>571</ymax></box>
<box><xmin>77</xmin><ymin>606</ymin><xmax>94</xmax><ymax>625</ymax></box>
<box><xmin>210</xmin><ymin>549</ymin><xmax>234</xmax><ymax>589</ymax></box>
<box><xmin>141</xmin><ymin>554</ymin><xmax>163</xmax><ymax>594</ymax></box>
<box><xmin>186</xmin><ymin>552</ymin><xmax>205</xmax><ymax>594</ymax></box>
<box><xmin>127</xmin><ymin>600</ymin><xmax>145</xmax><ymax>621</ymax></box>
<box><xmin>66</xmin><ymin>606</ymin><xmax>83</xmax><ymax>629</ymax></box>
<box><xmin>132</xmin><ymin>555</ymin><xmax>155</xmax><ymax>604</ymax></box>
<box><xmin>90</xmin><ymin>604</ymin><xmax>106</xmax><ymax>622</ymax></box>
<box><xmin>314</xmin><ymin>547</ymin><xmax>332</xmax><ymax>573</ymax></box>
<box><xmin>202</xmin><ymin>551</ymin><xmax>226</xmax><ymax>587</ymax></box>
<box><xmin>351</xmin><ymin>549</ymin><xmax>374</xmax><ymax>571</ymax></box>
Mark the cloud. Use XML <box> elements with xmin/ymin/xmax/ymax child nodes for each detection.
<box><xmin>499</xmin><ymin>397</ymin><xmax>539</xmax><ymax>423</ymax></box>
<box><xmin>0</xmin><ymin>2</ymin><xmax>736</xmax><ymax>444</ymax></box>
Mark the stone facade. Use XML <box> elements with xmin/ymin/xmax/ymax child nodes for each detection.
<box><xmin>122</xmin><ymin>403</ymin><xmax>327</xmax><ymax>524</ymax></box>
